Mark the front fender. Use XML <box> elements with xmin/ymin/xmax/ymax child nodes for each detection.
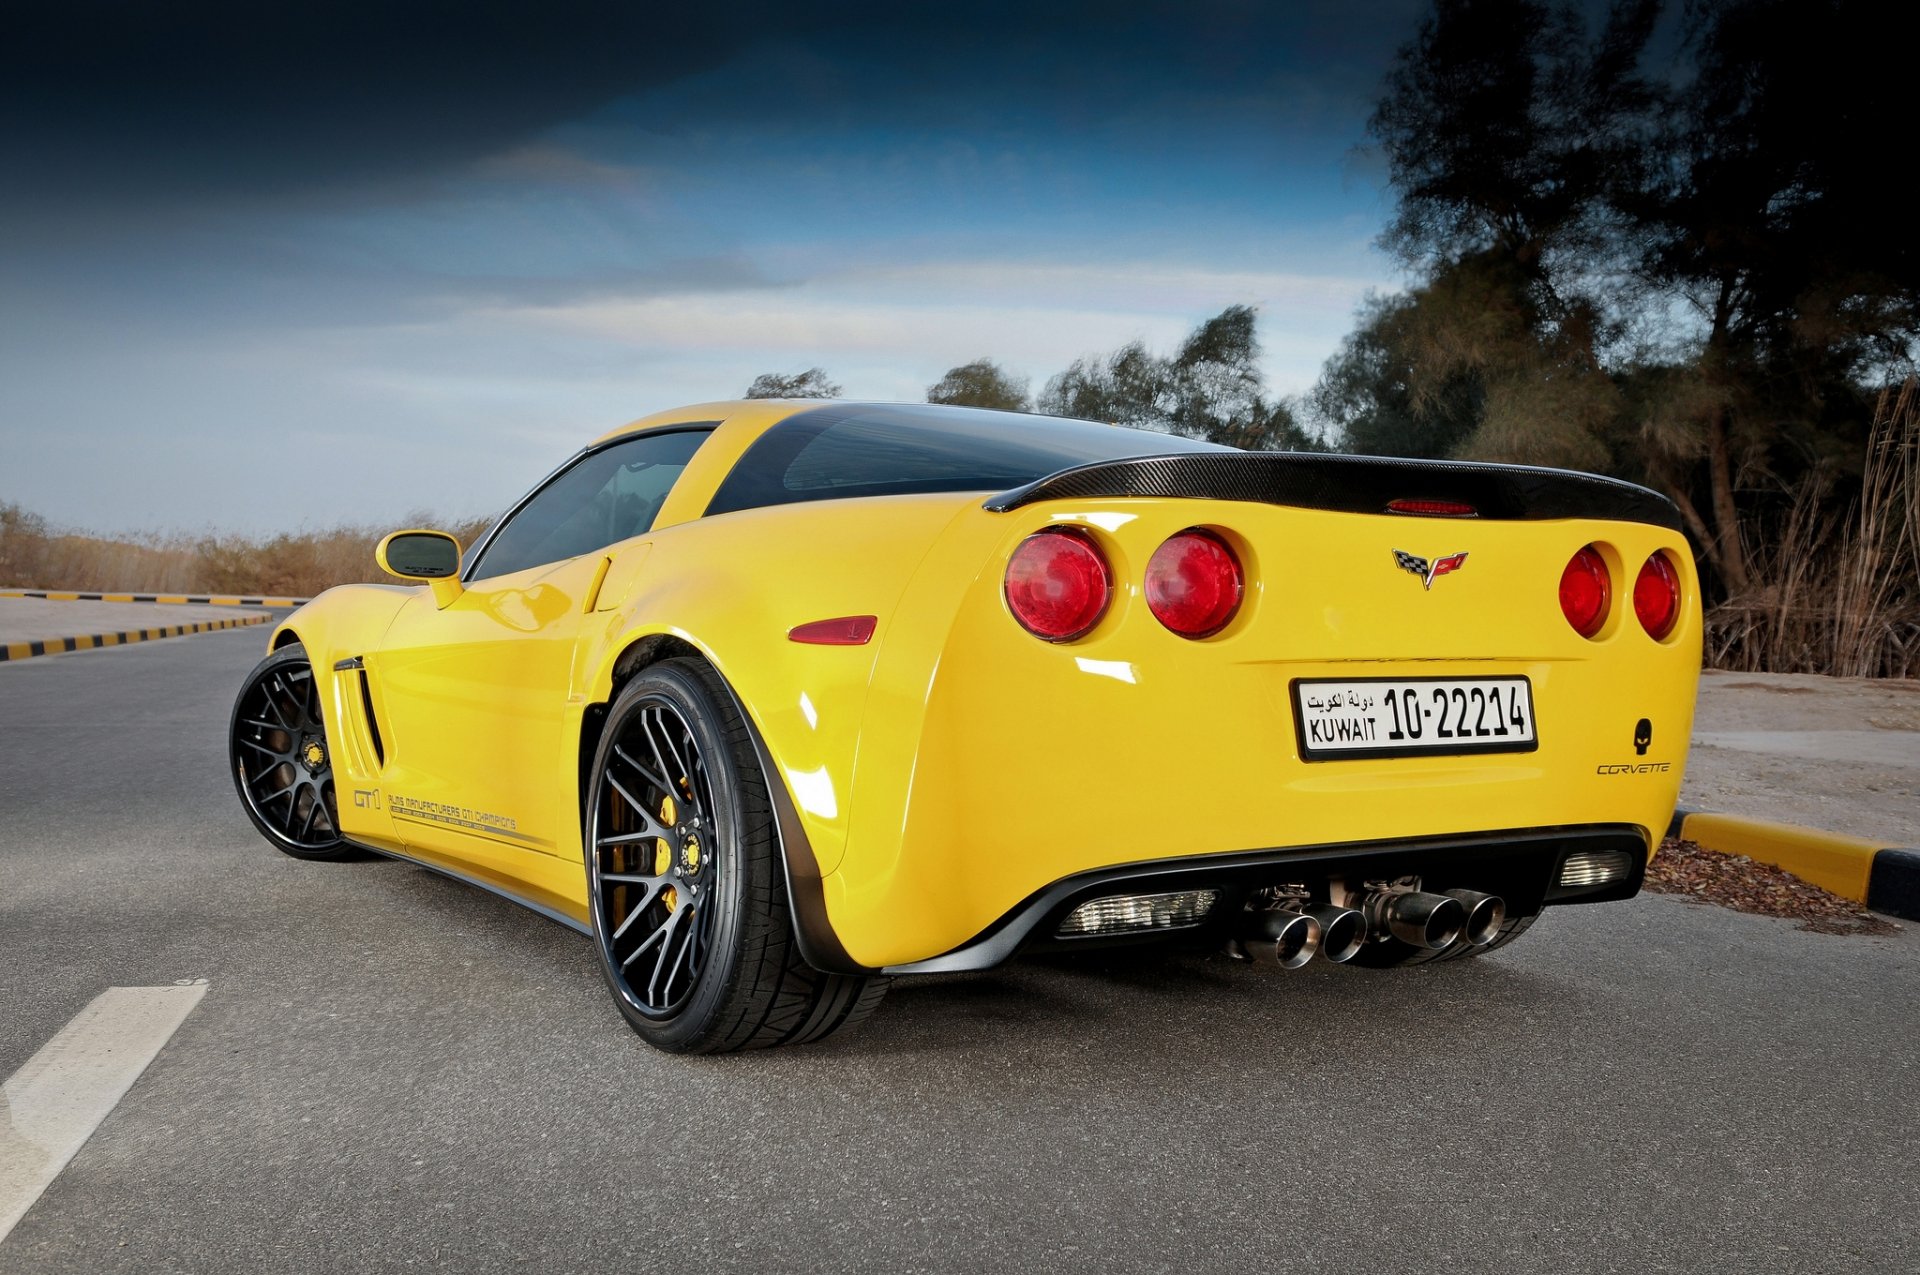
<box><xmin>268</xmin><ymin>582</ymin><xmax>417</xmax><ymax>672</ymax></box>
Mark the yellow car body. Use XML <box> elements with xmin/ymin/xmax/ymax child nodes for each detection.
<box><xmin>262</xmin><ymin>399</ymin><xmax>1700</xmax><ymax>974</ymax></box>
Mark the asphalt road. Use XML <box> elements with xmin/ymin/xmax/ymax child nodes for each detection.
<box><xmin>2</xmin><ymin>629</ymin><xmax>1915</xmax><ymax>1274</ymax></box>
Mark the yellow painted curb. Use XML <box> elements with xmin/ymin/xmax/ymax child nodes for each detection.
<box><xmin>0</xmin><ymin>614</ymin><xmax>271</xmax><ymax>663</ymax></box>
<box><xmin>0</xmin><ymin>589</ymin><xmax>309</xmax><ymax>607</ymax></box>
<box><xmin>1672</xmin><ymin>810</ymin><xmax>1880</xmax><ymax>904</ymax></box>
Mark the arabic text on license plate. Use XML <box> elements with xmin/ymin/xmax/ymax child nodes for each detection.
<box><xmin>1293</xmin><ymin>677</ymin><xmax>1536</xmax><ymax>759</ymax></box>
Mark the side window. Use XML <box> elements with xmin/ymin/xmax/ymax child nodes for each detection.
<box><xmin>469</xmin><ymin>428</ymin><xmax>711</xmax><ymax>581</ymax></box>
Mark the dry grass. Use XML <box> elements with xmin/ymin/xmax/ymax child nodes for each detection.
<box><xmin>0</xmin><ymin>505</ymin><xmax>494</xmax><ymax>599</ymax></box>
<box><xmin>1706</xmin><ymin>380</ymin><xmax>1920</xmax><ymax>679</ymax></box>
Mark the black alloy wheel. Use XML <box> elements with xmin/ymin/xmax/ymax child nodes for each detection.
<box><xmin>586</xmin><ymin>658</ymin><xmax>887</xmax><ymax>1053</ymax></box>
<box><xmin>229</xmin><ymin>642</ymin><xmax>351</xmax><ymax>860</ymax></box>
<box><xmin>592</xmin><ymin>693</ymin><xmax>721</xmax><ymax>1019</ymax></box>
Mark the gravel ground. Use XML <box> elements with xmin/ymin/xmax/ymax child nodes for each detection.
<box><xmin>1682</xmin><ymin>669</ymin><xmax>1920</xmax><ymax>846</ymax></box>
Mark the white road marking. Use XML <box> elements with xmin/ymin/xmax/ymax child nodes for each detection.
<box><xmin>0</xmin><ymin>983</ymin><xmax>208</xmax><ymax>1243</ymax></box>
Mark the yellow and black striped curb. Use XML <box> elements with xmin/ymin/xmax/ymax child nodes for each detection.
<box><xmin>0</xmin><ymin>589</ymin><xmax>310</xmax><ymax>607</ymax></box>
<box><xmin>0</xmin><ymin>614</ymin><xmax>272</xmax><ymax>663</ymax></box>
<box><xmin>1667</xmin><ymin>807</ymin><xmax>1920</xmax><ymax>923</ymax></box>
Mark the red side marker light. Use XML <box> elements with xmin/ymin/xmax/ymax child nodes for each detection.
<box><xmin>1387</xmin><ymin>498</ymin><xmax>1478</xmax><ymax>517</ymax></box>
<box><xmin>788</xmin><ymin>615</ymin><xmax>877</xmax><ymax>645</ymax></box>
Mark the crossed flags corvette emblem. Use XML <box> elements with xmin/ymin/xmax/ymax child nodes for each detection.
<box><xmin>1393</xmin><ymin>548</ymin><xmax>1468</xmax><ymax>590</ymax></box>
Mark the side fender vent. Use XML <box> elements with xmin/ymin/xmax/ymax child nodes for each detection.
<box><xmin>357</xmin><ymin>669</ymin><xmax>386</xmax><ymax>767</ymax></box>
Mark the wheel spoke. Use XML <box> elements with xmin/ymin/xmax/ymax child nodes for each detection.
<box><xmin>256</xmin><ymin>779</ymin><xmax>298</xmax><ymax>805</ymax></box>
<box><xmin>606</xmin><ymin>878</ymin><xmax>668</xmax><ymax>942</ymax></box>
<box><xmin>237</xmin><ymin>737</ymin><xmax>285</xmax><ymax>761</ymax></box>
<box><xmin>258</xmin><ymin>688</ymin><xmax>291</xmax><ymax>730</ymax></box>
<box><xmin>597</xmin><ymin>830</ymin><xmax>667</xmax><ymax>847</ymax></box>
<box><xmin>301</xmin><ymin>670</ymin><xmax>322</xmax><ymax>727</ymax></box>
<box><xmin>648</xmin><ymin>710</ymin><xmax>694</xmax><ymax>803</ymax></box>
<box><xmin>602</xmin><ymin>773</ymin><xmax>673</xmax><ymax>842</ymax></box>
<box><xmin>689</xmin><ymin>751</ymin><xmax>714</xmax><ymax>816</ymax></box>
<box><xmin>620</xmin><ymin>903</ymin><xmax>682</xmax><ymax>972</ymax></box>
<box><xmin>610</xmin><ymin>744</ymin><xmax>675</xmax><ymax>802</ymax></box>
<box><xmin>297</xmin><ymin>792</ymin><xmax>319</xmax><ymax>839</ymax></box>
<box><xmin>656</xmin><ymin>906</ymin><xmax>698</xmax><ymax>1004</ymax></box>
<box><xmin>646</xmin><ymin>905</ymin><xmax>691</xmax><ymax>1003</ymax></box>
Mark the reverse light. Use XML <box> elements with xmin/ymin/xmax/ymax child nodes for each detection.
<box><xmin>1634</xmin><ymin>552</ymin><xmax>1681</xmax><ymax>640</ymax></box>
<box><xmin>1004</xmin><ymin>528</ymin><xmax>1112</xmax><ymax>642</ymax></box>
<box><xmin>1145</xmin><ymin>529</ymin><xmax>1244</xmax><ymax>638</ymax></box>
<box><xmin>1559</xmin><ymin>545</ymin><xmax>1611</xmax><ymax>638</ymax></box>
<box><xmin>1057</xmin><ymin>889</ymin><xmax>1221</xmax><ymax>937</ymax></box>
<box><xmin>1558</xmin><ymin>849</ymin><xmax>1634</xmax><ymax>889</ymax></box>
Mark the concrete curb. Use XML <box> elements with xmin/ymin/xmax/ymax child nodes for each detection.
<box><xmin>1666</xmin><ymin>806</ymin><xmax>1920</xmax><ymax>923</ymax></box>
<box><xmin>0</xmin><ymin>589</ymin><xmax>310</xmax><ymax>607</ymax></box>
<box><xmin>0</xmin><ymin>614</ymin><xmax>271</xmax><ymax>663</ymax></box>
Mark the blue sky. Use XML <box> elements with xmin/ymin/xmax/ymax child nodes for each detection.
<box><xmin>0</xmin><ymin>1</ymin><xmax>1422</xmax><ymax>533</ymax></box>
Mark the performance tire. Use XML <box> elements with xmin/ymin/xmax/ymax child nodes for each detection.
<box><xmin>229</xmin><ymin>642</ymin><xmax>353</xmax><ymax>861</ymax></box>
<box><xmin>585</xmin><ymin>658</ymin><xmax>887</xmax><ymax>1053</ymax></box>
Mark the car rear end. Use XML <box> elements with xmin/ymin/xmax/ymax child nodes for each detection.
<box><xmin>829</xmin><ymin>454</ymin><xmax>1700</xmax><ymax>971</ymax></box>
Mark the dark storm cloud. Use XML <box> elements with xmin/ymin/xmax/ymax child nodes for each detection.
<box><xmin>1</xmin><ymin>0</ymin><xmax>1407</xmax><ymax>204</ymax></box>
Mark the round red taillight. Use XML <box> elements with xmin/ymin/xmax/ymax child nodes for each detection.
<box><xmin>1004</xmin><ymin>529</ymin><xmax>1112</xmax><ymax>642</ymax></box>
<box><xmin>1145</xmin><ymin>529</ymin><xmax>1244</xmax><ymax>638</ymax></box>
<box><xmin>1559</xmin><ymin>545</ymin><xmax>1611</xmax><ymax>638</ymax></box>
<box><xmin>1634</xmin><ymin>551</ymin><xmax>1681</xmax><ymax>639</ymax></box>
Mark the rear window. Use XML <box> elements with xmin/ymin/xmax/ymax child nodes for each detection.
<box><xmin>704</xmin><ymin>403</ymin><xmax>1229</xmax><ymax>517</ymax></box>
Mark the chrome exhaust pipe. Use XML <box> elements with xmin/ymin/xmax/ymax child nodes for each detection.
<box><xmin>1446</xmin><ymin>890</ymin><xmax>1506</xmax><ymax>946</ymax></box>
<box><xmin>1306</xmin><ymin>905</ymin><xmax>1367</xmax><ymax>963</ymax></box>
<box><xmin>1366</xmin><ymin>889</ymin><xmax>1466</xmax><ymax>950</ymax></box>
<box><xmin>1240</xmin><ymin>909</ymin><xmax>1322</xmax><ymax>970</ymax></box>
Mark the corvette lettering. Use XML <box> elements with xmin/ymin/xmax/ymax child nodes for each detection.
<box><xmin>1595</xmin><ymin>762</ymin><xmax>1672</xmax><ymax>775</ymax></box>
<box><xmin>1393</xmin><ymin>548</ymin><xmax>1469</xmax><ymax>590</ymax></box>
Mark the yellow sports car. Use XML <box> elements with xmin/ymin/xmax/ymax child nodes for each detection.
<box><xmin>229</xmin><ymin>399</ymin><xmax>1700</xmax><ymax>1052</ymax></box>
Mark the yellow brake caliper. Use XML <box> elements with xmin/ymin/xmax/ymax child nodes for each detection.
<box><xmin>656</xmin><ymin>794</ymin><xmax>678</xmax><ymax>911</ymax></box>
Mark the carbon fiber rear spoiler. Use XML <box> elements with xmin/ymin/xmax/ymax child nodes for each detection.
<box><xmin>982</xmin><ymin>452</ymin><xmax>1683</xmax><ymax>531</ymax></box>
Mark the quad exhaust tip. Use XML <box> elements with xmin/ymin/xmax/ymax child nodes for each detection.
<box><xmin>1237</xmin><ymin>889</ymin><xmax>1503</xmax><ymax>966</ymax></box>
<box><xmin>1446</xmin><ymin>889</ymin><xmax>1507</xmax><ymax>946</ymax></box>
<box><xmin>1251</xmin><ymin>909</ymin><xmax>1322</xmax><ymax>970</ymax></box>
<box><xmin>1374</xmin><ymin>890</ymin><xmax>1467</xmax><ymax>950</ymax></box>
<box><xmin>1306</xmin><ymin>905</ymin><xmax>1367</xmax><ymax>963</ymax></box>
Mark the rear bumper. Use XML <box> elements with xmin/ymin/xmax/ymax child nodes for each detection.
<box><xmin>880</xmin><ymin>823</ymin><xmax>1649</xmax><ymax>975</ymax></box>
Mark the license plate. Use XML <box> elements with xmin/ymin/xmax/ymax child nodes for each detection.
<box><xmin>1292</xmin><ymin>677</ymin><xmax>1537</xmax><ymax>760</ymax></box>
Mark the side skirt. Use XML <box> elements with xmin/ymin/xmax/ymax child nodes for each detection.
<box><xmin>346</xmin><ymin>837</ymin><xmax>592</xmax><ymax>935</ymax></box>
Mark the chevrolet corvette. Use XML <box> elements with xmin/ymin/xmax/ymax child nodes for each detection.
<box><xmin>229</xmin><ymin>399</ymin><xmax>1700</xmax><ymax>1052</ymax></box>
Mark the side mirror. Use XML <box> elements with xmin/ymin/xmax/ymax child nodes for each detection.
<box><xmin>376</xmin><ymin>530</ymin><xmax>465</xmax><ymax>608</ymax></box>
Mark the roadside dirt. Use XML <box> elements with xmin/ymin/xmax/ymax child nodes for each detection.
<box><xmin>1683</xmin><ymin>669</ymin><xmax>1920</xmax><ymax>848</ymax></box>
<box><xmin>1648</xmin><ymin>837</ymin><xmax>1900</xmax><ymax>935</ymax></box>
